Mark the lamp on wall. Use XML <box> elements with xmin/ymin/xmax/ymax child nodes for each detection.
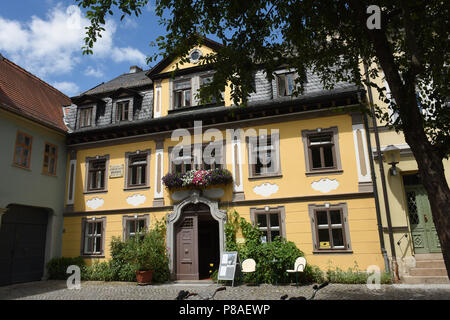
<box><xmin>383</xmin><ymin>145</ymin><xmax>401</xmax><ymax>176</ymax></box>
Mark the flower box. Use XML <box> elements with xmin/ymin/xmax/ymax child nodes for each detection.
<box><xmin>162</xmin><ymin>168</ymin><xmax>233</xmax><ymax>191</ymax></box>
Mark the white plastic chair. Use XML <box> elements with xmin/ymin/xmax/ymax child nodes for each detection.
<box><xmin>286</xmin><ymin>257</ymin><xmax>306</xmax><ymax>287</ymax></box>
<box><xmin>241</xmin><ymin>258</ymin><xmax>257</xmax><ymax>285</ymax></box>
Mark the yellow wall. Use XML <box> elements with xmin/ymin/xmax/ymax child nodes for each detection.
<box><xmin>62</xmin><ymin>112</ymin><xmax>384</xmax><ymax>270</ymax></box>
<box><xmin>68</xmin><ymin>113</ymin><xmax>360</xmax><ymax>212</ymax></box>
<box><xmin>63</xmin><ymin>197</ymin><xmax>382</xmax><ymax>270</ymax></box>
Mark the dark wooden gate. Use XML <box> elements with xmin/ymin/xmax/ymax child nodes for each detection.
<box><xmin>0</xmin><ymin>205</ymin><xmax>48</xmax><ymax>286</ymax></box>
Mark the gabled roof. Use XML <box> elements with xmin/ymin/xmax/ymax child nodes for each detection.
<box><xmin>81</xmin><ymin>68</ymin><xmax>152</xmax><ymax>96</ymax></box>
<box><xmin>146</xmin><ymin>37</ymin><xmax>223</xmax><ymax>79</ymax></box>
<box><xmin>0</xmin><ymin>54</ymin><xmax>71</xmax><ymax>132</ymax></box>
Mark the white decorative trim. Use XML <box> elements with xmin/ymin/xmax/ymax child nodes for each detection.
<box><xmin>67</xmin><ymin>159</ymin><xmax>77</xmax><ymax>205</ymax></box>
<box><xmin>126</xmin><ymin>194</ymin><xmax>146</xmax><ymax>206</ymax></box>
<box><xmin>154</xmin><ymin>86</ymin><xmax>162</xmax><ymax>118</ymax></box>
<box><xmin>253</xmin><ymin>183</ymin><xmax>279</xmax><ymax>197</ymax></box>
<box><xmin>311</xmin><ymin>178</ymin><xmax>339</xmax><ymax>193</ymax></box>
<box><xmin>352</xmin><ymin>124</ymin><xmax>371</xmax><ymax>183</ymax></box>
<box><xmin>86</xmin><ymin>197</ymin><xmax>104</xmax><ymax>210</ymax></box>
<box><xmin>231</xmin><ymin>130</ymin><xmax>244</xmax><ymax>193</ymax></box>
<box><xmin>154</xmin><ymin>148</ymin><xmax>164</xmax><ymax>199</ymax></box>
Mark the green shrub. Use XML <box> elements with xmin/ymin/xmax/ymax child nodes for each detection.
<box><xmin>79</xmin><ymin>218</ymin><xmax>170</xmax><ymax>283</ymax></box>
<box><xmin>325</xmin><ymin>263</ymin><xmax>392</xmax><ymax>284</ymax></box>
<box><xmin>120</xmin><ymin>219</ymin><xmax>170</xmax><ymax>283</ymax></box>
<box><xmin>46</xmin><ymin>256</ymin><xmax>86</xmax><ymax>280</ymax></box>
<box><xmin>225</xmin><ymin>210</ymin><xmax>325</xmax><ymax>285</ymax></box>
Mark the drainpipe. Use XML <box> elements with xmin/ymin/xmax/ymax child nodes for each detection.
<box><xmin>363</xmin><ymin>63</ymin><xmax>400</xmax><ymax>282</ymax></box>
<box><xmin>362</xmin><ymin>112</ymin><xmax>390</xmax><ymax>273</ymax></box>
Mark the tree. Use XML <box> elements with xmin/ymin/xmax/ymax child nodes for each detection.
<box><xmin>76</xmin><ymin>0</ymin><xmax>450</xmax><ymax>277</ymax></box>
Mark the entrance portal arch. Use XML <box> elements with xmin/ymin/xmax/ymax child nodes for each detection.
<box><xmin>166</xmin><ymin>190</ymin><xmax>227</xmax><ymax>279</ymax></box>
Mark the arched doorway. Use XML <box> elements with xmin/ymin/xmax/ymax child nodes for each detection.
<box><xmin>175</xmin><ymin>203</ymin><xmax>220</xmax><ymax>280</ymax></box>
<box><xmin>167</xmin><ymin>191</ymin><xmax>227</xmax><ymax>280</ymax></box>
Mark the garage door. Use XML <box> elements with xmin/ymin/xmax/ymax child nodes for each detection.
<box><xmin>0</xmin><ymin>205</ymin><xmax>48</xmax><ymax>286</ymax></box>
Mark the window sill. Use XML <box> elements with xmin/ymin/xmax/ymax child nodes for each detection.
<box><xmin>81</xmin><ymin>255</ymin><xmax>105</xmax><ymax>259</ymax></box>
<box><xmin>12</xmin><ymin>163</ymin><xmax>31</xmax><ymax>171</ymax></box>
<box><xmin>123</xmin><ymin>186</ymin><xmax>150</xmax><ymax>192</ymax></box>
<box><xmin>83</xmin><ymin>190</ymin><xmax>108</xmax><ymax>195</ymax></box>
<box><xmin>42</xmin><ymin>172</ymin><xmax>57</xmax><ymax>177</ymax></box>
<box><xmin>305</xmin><ymin>169</ymin><xmax>343</xmax><ymax>176</ymax></box>
<box><xmin>312</xmin><ymin>250</ymin><xmax>353</xmax><ymax>254</ymax></box>
<box><xmin>248</xmin><ymin>174</ymin><xmax>283</xmax><ymax>180</ymax></box>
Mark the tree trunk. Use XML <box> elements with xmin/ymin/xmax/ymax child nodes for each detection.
<box><xmin>349</xmin><ymin>0</ymin><xmax>450</xmax><ymax>279</ymax></box>
<box><xmin>404</xmin><ymin>126</ymin><xmax>450</xmax><ymax>279</ymax></box>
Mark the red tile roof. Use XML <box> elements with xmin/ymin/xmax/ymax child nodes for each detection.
<box><xmin>0</xmin><ymin>55</ymin><xmax>71</xmax><ymax>132</ymax></box>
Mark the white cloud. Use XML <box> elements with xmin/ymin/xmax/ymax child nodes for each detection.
<box><xmin>111</xmin><ymin>47</ymin><xmax>147</xmax><ymax>66</ymax></box>
<box><xmin>84</xmin><ymin>66</ymin><xmax>105</xmax><ymax>78</ymax></box>
<box><xmin>0</xmin><ymin>4</ymin><xmax>146</xmax><ymax>78</ymax></box>
<box><xmin>52</xmin><ymin>81</ymin><xmax>80</xmax><ymax>96</ymax></box>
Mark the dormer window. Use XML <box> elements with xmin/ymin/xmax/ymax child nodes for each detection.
<box><xmin>116</xmin><ymin>101</ymin><xmax>130</xmax><ymax>122</ymax></box>
<box><xmin>277</xmin><ymin>72</ymin><xmax>296</xmax><ymax>96</ymax></box>
<box><xmin>79</xmin><ymin>107</ymin><xmax>93</xmax><ymax>128</ymax></box>
<box><xmin>174</xmin><ymin>80</ymin><xmax>191</xmax><ymax>109</ymax></box>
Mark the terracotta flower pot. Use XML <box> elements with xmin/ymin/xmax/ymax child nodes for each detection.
<box><xmin>135</xmin><ymin>270</ymin><xmax>154</xmax><ymax>285</ymax></box>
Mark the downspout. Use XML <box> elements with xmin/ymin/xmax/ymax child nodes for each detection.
<box><xmin>363</xmin><ymin>63</ymin><xmax>400</xmax><ymax>282</ymax></box>
<box><xmin>362</xmin><ymin>111</ymin><xmax>390</xmax><ymax>273</ymax></box>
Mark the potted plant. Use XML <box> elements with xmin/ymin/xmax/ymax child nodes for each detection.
<box><xmin>125</xmin><ymin>229</ymin><xmax>167</xmax><ymax>285</ymax></box>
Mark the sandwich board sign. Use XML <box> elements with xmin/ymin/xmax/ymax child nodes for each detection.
<box><xmin>217</xmin><ymin>251</ymin><xmax>239</xmax><ymax>286</ymax></box>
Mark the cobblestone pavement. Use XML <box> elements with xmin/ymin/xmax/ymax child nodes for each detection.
<box><xmin>0</xmin><ymin>281</ymin><xmax>449</xmax><ymax>300</ymax></box>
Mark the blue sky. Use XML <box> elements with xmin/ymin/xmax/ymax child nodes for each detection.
<box><xmin>0</xmin><ymin>0</ymin><xmax>166</xmax><ymax>97</ymax></box>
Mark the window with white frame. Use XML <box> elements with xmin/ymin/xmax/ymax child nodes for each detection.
<box><xmin>277</xmin><ymin>72</ymin><xmax>296</xmax><ymax>96</ymax></box>
<box><xmin>123</xmin><ymin>215</ymin><xmax>149</xmax><ymax>240</ymax></box>
<box><xmin>82</xmin><ymin>218</ymin><xmax>105</xmax><ymax>256</ymax></box>
<box><xmin>173</xmin><ymin>80</ymin><xmax>192</xmax><ymax>109</ymax></box>
<box><xmin>247</xmin><ymin>134</ymin><xmax>281</xmax><ymax>178</ymax></box>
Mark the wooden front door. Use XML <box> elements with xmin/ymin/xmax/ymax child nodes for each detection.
<box><xmin>405</xmin><ymin>185</ymin><xmax>441</xmax><ymax>254</ymax></box>
<box><xmin>175</xmin><ymin>215</ymin><xmax>198</xmax><ymax>280</ymax></box>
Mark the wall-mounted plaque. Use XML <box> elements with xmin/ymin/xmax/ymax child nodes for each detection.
<box><xmin>109</xmin><ymin>164</ymin><xmax>124</xmax><ymax>178</ymax></box>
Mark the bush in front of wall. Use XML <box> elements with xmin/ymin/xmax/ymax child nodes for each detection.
<box><xmin>224</xmin><ymin>210</ymin><xmax>325</xmax><ymax>285</ymax></box>
<box><xmin>120</xmin><ymin>218</ymin><xmax>170</xmax><ymax>283</ymax></box>
<box><xmin>46</xmin><ymin>256</ymin><xmax>86</xmax><ymax>280</ymax></box>
<box><xmin>325</xmin><ymin>264</ymin><xmax>392</xmax><ymax>284</ymax></box>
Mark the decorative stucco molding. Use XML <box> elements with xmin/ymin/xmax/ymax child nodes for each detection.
<box><xmin>126</xmin><ymin>194</ymin><xmax>146</xmax><ymax>206</ymax></box>
<box><xmin>86</xmin><ymin>197</ymin><xmax>104</xmax><ymax>210</ymax></box>
<box><xmin>311</xmin><ymin>178</ymin><xmax>339</xmax><ymax>193</ymax></box>
<box><xmin>253</xmin><ymin>182</ymin><xmax>279</xmax><ymax>197</ymax></box>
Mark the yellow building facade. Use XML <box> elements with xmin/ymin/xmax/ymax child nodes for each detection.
<box><xmin>62</xmin><ymin>40</ymin><xmax>385</xmax><ymax>279</ymax></box>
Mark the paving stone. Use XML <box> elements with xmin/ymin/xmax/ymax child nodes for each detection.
<box><xmin>0</xmin><ymin>281</ymin><xmax>449</xmax><ymax>300</ymax></box>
